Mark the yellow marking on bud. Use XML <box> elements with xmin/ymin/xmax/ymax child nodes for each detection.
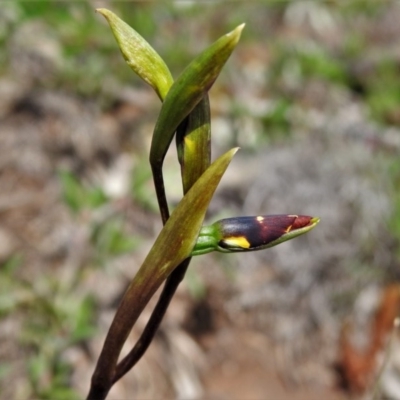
<box><xmin>224</xmin><ymin>236</ymin><xmax>251</xmax><ymax>249</ymax></box>
<box><xmin>284</xmin><ymin>224</ymin><xmax>293</xmax><ymax>233</ymax></box>
<box><xmin>256</xmin><ymin>216</ymin><xmax>264</xmax><ymax>222</ymax></box>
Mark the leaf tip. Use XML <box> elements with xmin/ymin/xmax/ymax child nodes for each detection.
<box><xmin>95</xmin><ymin>8</ymin><xmax>108</xmax><ymax>16</ymax></box>
<box><xmin>237</xmin><ymin>23</ymin><xmax>246</xmax><ymax>32</ymax></box>
<box><xmin>95</xmin><ymin>8</ymin><xmax>114</xmax><ymax>23</ymax></box>
<box><xmin>223</xmin><ymin>147</ymin><xmax>240</xmax><ymax>163</ymax></box>
<box><xmin>230</xmin><ymin>23</ymin><xmax>245</xmax><ymax>39</ymax></box>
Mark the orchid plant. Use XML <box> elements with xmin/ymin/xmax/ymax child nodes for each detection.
<box><xmin>87</xmin><ymin>9</ymin><xmax>319</xmax><ymax>399</ymax></box>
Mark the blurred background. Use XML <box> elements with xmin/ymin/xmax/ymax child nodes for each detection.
<box><xmin>1</xmin><ymin>1</ymin><xmax>400</xmax><ymax>399</ymax></box>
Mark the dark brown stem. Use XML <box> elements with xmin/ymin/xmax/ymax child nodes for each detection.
<box><xmin>151</xmin><ymin>163</ymin><xmax>170</xmax><ymax>225</ymax></box>
<box><xmin>87</xmin><ymin>382</ymin><xmax>110</xmax><ymax>400</ymax></box>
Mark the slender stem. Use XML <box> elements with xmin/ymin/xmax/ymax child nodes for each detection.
<box><xmin>151</xmin><ymin>163</ymin><xmax>170</xmax><ymax>224</ymax></box>
<box><xmin>87</xmin><ymin>382</ymin><xmax>110</xmax><ymax>400</ymax></box>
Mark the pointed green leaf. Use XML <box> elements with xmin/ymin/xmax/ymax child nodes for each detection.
<box><xmin>150</xmin><ymin>24</ymin><xmax>244</xmax><ymax>223</ymax></box>
<box><xmin>90</xmin><ymin>148</ymin><xmax>238</xmax><ymax>389</ymax></box>
<box><xmin>150</xmin><ymin>24</ymin><xmax>244</xmax><ymax>168</ymax></box>
<box><xmin>96</xmin><ymin>8</ymin><xmax>173</xmax><ymax>100</ymax></box>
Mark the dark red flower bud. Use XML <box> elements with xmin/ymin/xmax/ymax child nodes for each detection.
<box><xmin>193</xmin><ymin>215</ymin><xmax>319</xmax><ymax>255</ymax></box>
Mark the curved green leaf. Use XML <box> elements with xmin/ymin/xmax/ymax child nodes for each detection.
<box><xmin>96</xmin><ymin>8</ymin><xmax>173</xmax><ymax>100</ymax></box>
<box><xmin>150</xmin><ymin>24</ymin><xmax>244</xmax><ymax>222</ymax></box>
<box><xmin>150</xmin><ymin>23</ymin><xmax>244</xmax><ymax>167</ymax></box>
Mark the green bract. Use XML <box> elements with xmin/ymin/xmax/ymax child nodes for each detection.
<box><xmin>96</xmin><ymin>8</ymin><xmax>173</xmax><ymax>100</ymax></box>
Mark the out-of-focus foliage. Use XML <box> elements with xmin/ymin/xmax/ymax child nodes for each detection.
<box><xmin>0</xmin><ymin>255</ymin><xmax>95</xmax><ymax>399</ymax></box>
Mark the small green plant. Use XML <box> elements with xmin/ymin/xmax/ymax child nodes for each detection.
<box><xmin>59</xmin><ymin>170</ymin><xmax>109</xmax><ymax>213</ymax></box>
<box><xmin>59</xmin><ymin>168</ymin><xmax>139</xmax><ymax>264</ymax></box>
<box><xmin>87</xmin><ymin>9</ymin><xmax>320</xmax><ymax>399</ymax></box>
<box><xmin>0</xmin><ymin>255</ymin><xmax>94</xmax><ymax>400</ymax></box>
